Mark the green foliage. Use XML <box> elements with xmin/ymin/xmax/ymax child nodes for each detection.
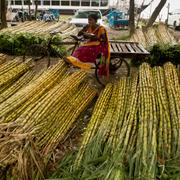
<box><xmin>159</xmin><ymin>156</ymin><xmax>180</xmax><ymax>180</ymax></box>
<box><xmin>131</xmin><ymin>44</ymin><xmax>180</xmax><ymax>67</ymax></box>
<box><xmin>0</xmin><ymin>32</ymin><xmax>67</xmax><ymax>57</ymax></box>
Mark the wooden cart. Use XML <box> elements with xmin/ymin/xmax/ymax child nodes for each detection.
<box><xmin>108</xmin><ymin>40</ymin><xmax>150</xmax><ymax>76</ymax></box>
<box><xmin>23</xmin><ymin>34</ymin><xmax>150</xmax><ymax>85</ymax></box>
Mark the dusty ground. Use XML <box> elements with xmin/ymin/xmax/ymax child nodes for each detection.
<box><xmin>170</xmin><ymin>29</ymin><xmax>180</xmax><ymax>42</ymax></box>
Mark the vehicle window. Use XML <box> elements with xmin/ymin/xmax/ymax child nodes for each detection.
<box><xmin>75</xmin><ymin>11</ymin><xmax>101</xmax><ymax>19</ymax></box>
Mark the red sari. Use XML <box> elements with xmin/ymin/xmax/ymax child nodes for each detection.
<box><xmin>66</xmin><ymin>25</ymin><xmax>110</xmax><ymax>77</ymax></box>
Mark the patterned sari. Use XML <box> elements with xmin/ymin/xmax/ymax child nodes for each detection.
<box><xmin>66</xmin><ymin>25</ymin><xmax>110</xmax><ymax>77</ymax></box>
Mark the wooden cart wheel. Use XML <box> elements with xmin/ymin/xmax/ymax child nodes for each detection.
<box><xmin>110</xmin><ymin>58</ymin><xmax>130</xmax><ymax>76</ymax></box>
<box><xmin>94</xmin><ymin>63</ymin><xmax>105</xmax><ymax>87</ymax></box>
<box><xmin>95</xmin><ymin>58</ymin><xmax>130</xmax><ymax>86</ymax></box>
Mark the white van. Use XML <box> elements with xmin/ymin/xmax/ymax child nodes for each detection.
<box><xmin>70</xmin><ymin>9</ymin><xmax>103</xmax><ymax>27</ymax></box>
<box><xmin>168</xmin><ymin>9</ymin><xmax>180</xmax><ymax>30</ymax></box>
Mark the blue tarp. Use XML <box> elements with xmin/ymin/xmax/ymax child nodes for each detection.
<box><xmin>48</xmin><ymin>9</ymin><xmax>60</xmax><ymax>19</ymax></box>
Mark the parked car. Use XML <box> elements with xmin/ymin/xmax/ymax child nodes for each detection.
<box><xmin>168</xmin><ymin>9</ymin><xmax>180</xmax><ymax>30</ymax></box>
<box><xmin>70</xmin><ymin>9</ymin><xmax>103</xmax><ymax>27</ymax></box>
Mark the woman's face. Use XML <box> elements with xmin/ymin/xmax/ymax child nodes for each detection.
<box><xmin>88</xmin><ymin>17</ymin><xmax>96</xmax><ymax>27</ymax></box>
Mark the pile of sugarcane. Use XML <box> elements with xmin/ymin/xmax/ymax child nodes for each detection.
<box><xmin>131</xmin><ymin>28</ymin><xmax>148</xmax><ymax>48</ymax></box>
<box><xmin>0</xmin><ymin>21</ymin><xmax>78</xmax><ymax>56</ymax></box>
<box><xmin>155</xmin><ymin>24</ymin><xmax>177</xmax><ymax>44</ymax></box>
<box><xmin>0</xmin><ymin>59</ymin><xmax>97</xmax><ymax>179</ymax></box>
<box><xmin>131</xmin><ymin>24</ymin><xmax>177</xmax><ymax>48</ymax></box>
<box><xmin>145</xmin><ymin>27</ymin><xmax>159</xmax><ymax>47</ymax></box>
<box><xmin>50</xmin><ymin>62</ymin><xmax>180</xmax><ymax>180</ymax></box>
<box><xmin>0</xmin><ymin>21</ymin><xmax>78</xmax><ymax>38</ymax></box>
<box><xmin>0</xmin><ymin>53</ymin><xmax>8</xmax><ymax>65</ymax></box>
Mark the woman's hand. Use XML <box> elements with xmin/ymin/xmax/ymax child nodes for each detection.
<box><xmin>83</xmin><ymin>32</ymin><xmax>96</xmax><ymax>39</ymax></box>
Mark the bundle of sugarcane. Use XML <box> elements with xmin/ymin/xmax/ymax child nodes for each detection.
<box><xmin>145</xmin><ymin>27</ymin><xmax>159</xmax><ymax>47</ymax></box>
<box><xmin>153</xmin><ymin>66</ymin><xmax>171</xmax><ymax>156</ymax></box>
<box><xmin>39</xmin><ymin>22</ymin><xmax>65</xmax><ymax>34</ymax></box>
<box><xmin>18</xmin><ymin>22</ymin><xmax>53</xmax><ymax>33</ymax></box>
<box><xmin>157</xmin><ymin>24</ymin><xmax>177</xmax><ymax>44</ymax></box>
<box><xmin>163</xmin><ymin>62</ymin><xmax>180</xmax><ymax>156</ymax></box>
<box><xmin>57</xmin><ymin>22</ymin><xmax>72</xmax><ymax>32</ymax></box>
<box><xmin>135</xmin><ymin>29</ymin><xmax>148</xmax><ymax>48</ymax></box>
<box><xmin>0</xmin><ymin>57</ymin><xmax>22</xmax><ymax>76</ymax></box>
<box><xmin>0</xmin><ymin>21</ymin><xmax>36</xmax><ymax>33</ymax></box>
<box><xmin>9</xmin><ymin>22</ymin><xmax>45</xmax><ymax>34</ymax></box>
<box><xmin>0</xmin><ymin>70</ymin><xmax>36</xmax><ymax>103</ymax></box>
<box><xmin>0</xmin><ymin>60</ymin><xmax>67</xmax><ymax>122</ymax></box>
<box><xmin>0</xmin><ymin>60</ymin><xmax>32</xmax><ymax>94</ymax></box>
<box><xmin>90</xmin><ymin>77</ymin><xmax>131</xmax><ymax>180</ymax></box>
<box><xmin>106</xmin><ymin>77</ymin><xmax>131</xmax><ymax>151</ymax></box>
<box><xmin>0</xmin><ymin>71</ymin><xmax>96</xmax><ymax>179</ymax></box>
<box><xmin>72</xmin><ymin>83</ymin><xmax>121</xmax><ymax>179</ymax></box>
<box><xmin>70</xmin><ymin>78</ymin><xmax>132</xmax><ymax>179</ymax></box>
<box><xmin>60</xmin><ymin>24</ymin><xmax>76</xmax><ymax>34</ymax></box>
<box><xmin>130</xmin><ymin>33</ymin><xmax>138</xmax><ymax>43</ymax></box>
<box><xmin>81</xmin><ymin>83</ymin><xmax>120</xmax><ymax>158</ymax></box>
<box><xmin>133</xmin><ymin>63</ymin><xmax>158</xmax><ymax>179</ymax></box>
<box><xmin>0</xmin><ymin>53</ymin><xmax>7</xmax><ymax>65</ymax></box>
<box><xmin>26</xmin><ymin>22</ymin><xmax>50</xmax><ymax>33</ymax></box>
<box><xmin>0</xmin><ymin>21</ymin><xmax>75</xmax><ymax>36</ymax></box>
<box><xmin>155</xmin><ymin>25</ymin><xmax>170</xmax><ymax>44</ymax></box>
<box><xmin>74</xmin><ymin>83</ymin><xmax>113</xmax><ymax>168</ymax></box>
<box><xmin>61</xmin><ymin>27</ymin><xmax>78</xmax><ymax>40</ymax></box>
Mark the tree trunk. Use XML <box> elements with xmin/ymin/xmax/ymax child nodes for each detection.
<box><xmin>129</xmin><ymin>0</ymin><xmax>135</xmax><ymax>35</ymax></box>
<box><xmin>34</xmin><ymin>0</ymin><xmax>38</xmax><ymax>20</ymax></box>
<box><xmin>146</xmin><ymin>0</ymin><xmax>167</xmax><ymax>28</ymax></box>
<box><xmin>28</xmin><ymin>0</ymin><xmax>32</xmax><ymax>20</ymax></box>
<box><xmin>0</xmin><ymin>0</ymin><xmax>7</xmax><ymax>29</ymax></box>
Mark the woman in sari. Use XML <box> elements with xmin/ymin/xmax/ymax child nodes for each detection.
<box><xmin>66</xmin><ymin>13</ymin><xmax>110</xmax><ymax>77</ymax></box>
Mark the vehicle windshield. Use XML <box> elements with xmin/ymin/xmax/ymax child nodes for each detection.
<box><xmin>75</xmin><ymin>11</ymin><xmax>101</xmax><ymax>19</ymax></box>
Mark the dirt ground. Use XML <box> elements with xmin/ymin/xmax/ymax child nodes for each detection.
<box><xmin>170</xmin><ymin>29</ymin><xmax>180</xmax><ymax>42</ymax></box>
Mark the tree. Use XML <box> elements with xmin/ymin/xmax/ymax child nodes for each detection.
<box><xmin>34</xmin><ymin>0</ymin><xmax>38</xmax><ymax>20</ymax></box>
<box><xmin>146</xmin><ymin>0</ymin><xmax>167</xmax><ymax>28</ymax></box>
<box><xmin>0</xmin><ymin>0</ymin><xmax>7</xmax><ymax>29</ymax></box>
<box><xmin>28</xmin><ymin>0</ymin><xmax>32</xmax><ymax>20</ymax></box>
<box><xmin>129</xmin><ymin>0</ymin><xmax>135</xmax><ymax>35</ymax></box>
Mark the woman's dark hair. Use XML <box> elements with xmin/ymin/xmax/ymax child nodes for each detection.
<box><xmin>88</xmin><ymin>13</ymin><xmax>98</xmax><ymax>22</ymax></box>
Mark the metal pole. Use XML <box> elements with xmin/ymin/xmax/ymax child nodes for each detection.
<box><xmin>166</xmin><ymin>2</ymin><xmax>170</xmax><ymax>25</ymax></box>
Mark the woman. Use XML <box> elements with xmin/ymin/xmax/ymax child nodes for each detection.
<box><xmin>66</xmin><ymin>13</ymin><xmax>110</xmax><ymax>77</ymax></box>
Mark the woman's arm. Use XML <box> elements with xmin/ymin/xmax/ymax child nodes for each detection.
<box><xmin>99</xmin><ymin>33</ymin><xmax>107</xmax><ymax>42</ymax></box>
<box><xmin>77</xmin><ymin>25</ymin><xmax>88</xmax><ymax>36</ymax></box>
<box><xmin>98</xmin><ymin>27</ymin><xmax>108</xmax><ymax>42</ymax></box>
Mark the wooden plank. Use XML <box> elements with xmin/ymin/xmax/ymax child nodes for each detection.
<box><xmin>134</xmin><ymin>44</ymin><xmax>145</xmax><ymax>53</ymax></box>
<box><xmin>111</xmin><ymin>43</ymin><xmax>119</xmax><ymax>53</ymax></box>
<box><xmin>131</xmin><ymin>43</ymin><xmax>142</xmax><ymax>53</ymax></box>
<box><xmin>137</xmin><ymin>44</ymin><xmax>150</xmax><ymax>54</ymax></box>
<box><xmin>119</xmin><ymin>43</ymin><xmax>129</xmax><ymax>53</ymax></box>
<box><xmin>116</xmin><ymin>43</ymin><xmax>123</xmax><ymax>52</ymax></box>
<box><xmin>110</xmin><ymin>44</ymin><xmax>114</xmax><ymax>52</ymax></box>
<box><xmin>125</xmin><ymin>43</ymin><xmax>135</xmax><ymax>53</ymax></box>
<box><xmin>109</xmin><ymin>40</ymin><xmax>139</xmax><ymax>44</ymax></box>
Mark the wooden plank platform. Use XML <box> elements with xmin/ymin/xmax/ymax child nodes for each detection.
<box><xmin>110</xmin><ymin>41</ymin><xmax>150</xmax><ymax>58</ymax></box>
